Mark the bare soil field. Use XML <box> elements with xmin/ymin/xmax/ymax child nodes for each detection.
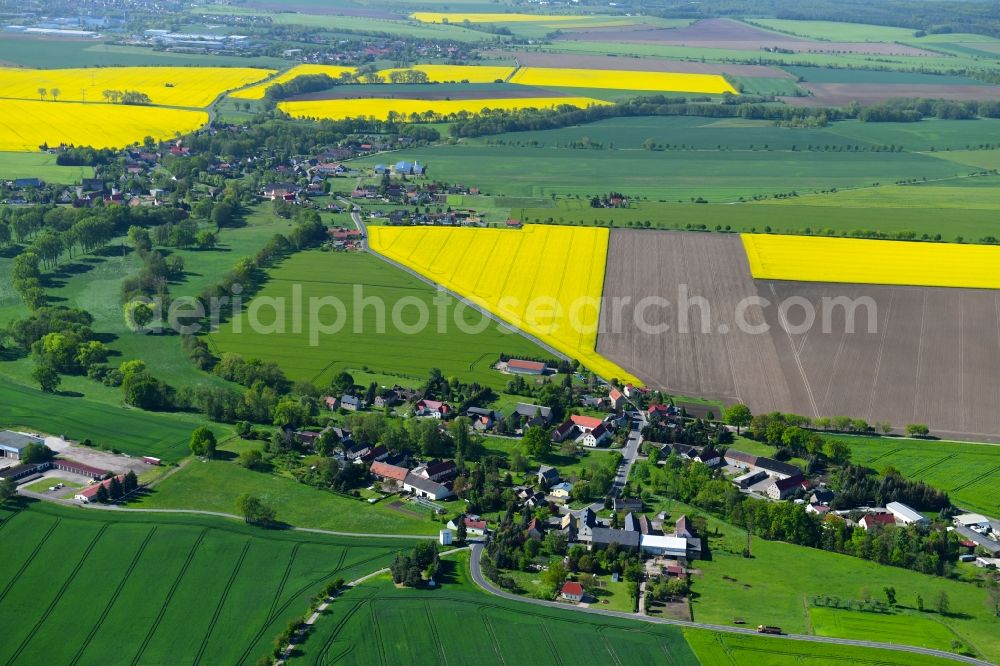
<box><xmin>598</xmin><ymin>230</ymin><xmax>1000</xmax><ymax>441</ymax></box>
<box><xmin>784</xmin><ymin>83</ymin><xmax>1000</xmax><ymax>106</ymax></box>
<box><xmin>555</xmin><ymin>18</ymin><xmax>936</xmax><ymax>56</ymax></box>
<box><xmin>490</xmin><ymin>50</ymin><xmax>791</xmax><ymax>78</ymax></box>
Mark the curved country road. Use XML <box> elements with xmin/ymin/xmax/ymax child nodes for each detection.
<box><xmin>468</xmin><ymin>544</ymin><xmax>992</xmax><ymax>666</ymax></box>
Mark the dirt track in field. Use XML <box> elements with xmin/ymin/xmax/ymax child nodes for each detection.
<box><xmin>488</xmin><ymin>50</ymin><xmax>792</xmax><ymax>78</ymax></box>
<box><xmin>783</xmin><ymin>83</ymin><xmax>1000</xmax><ymax>106</ymax></box>
<box><xmin>556</xmin><ymin>18</ymin><xmax>936</xmax><ymax>56</ymax></box>
<box><xmin>597</xmin><ymin>230</ymin><xmax>1000</xmax><ymax>441</ymax></box>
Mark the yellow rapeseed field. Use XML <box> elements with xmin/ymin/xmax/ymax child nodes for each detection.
<box><xmin>368</xmin><ymin>225</ymin><xmax>641</xmax><ymax>384</ymax></box>
<box><xmin>411</xmin><ymin>12</ymin><xmax>586</xmax><ymax>23</ymax></box>
<box><xmin>279</xmin><ymin>96</ymin><xmax>609</xmax><ymax>121</ymax></box>
<box><xmin>0</xmin><ymin>99</ymin><xmax>208</xmax><ymax>152</ymax></box>
<box><xmin>509</xmin><ymin>67</ymin><xmax>738</xmax><ymax>94</ymax></box>
<box><xmin>0</xmin><ymin>66</ymin><xmax>272</xmax><ymax>107</ymax></box>
<box><xmin>229</xmin><ymin>64</ymin><xmax>356</xmax><ymax>100</ymax></box>
<box><xmin>377</xmin><ymin>64</ymin><xmax>515</xmax><ymax>83</ymax></box>
<box><xmin>741</xmin><ymin>234</ymin><xmax>1000</xmax><ymax>289</ymax></box>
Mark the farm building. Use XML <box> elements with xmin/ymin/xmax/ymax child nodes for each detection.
<box><xmin>886</xmin><ymin>501</ymin><xmax>928</xmax><ymax>526</ymax></box>
<box><xmin>506</xmin><ymin>358</ymin><xmax>546</xmax><ymax>375</ymax></box>
<box><xmin>370</xmin><ymin>461</ymin><xmax>408</xmax><ymax>483</ymax></box>
<box><xmin>0</xmin><ymin>430</ymin><xmax>44</xmax><ymax>460</ymax></box>
<box><xmin>640</xmin><ymin>534</ymin><xmax>688</xmax><ymax>559</ymax></box>
<box><xmin>402</xmin><ymin>473</ymin><xmax>452</xmax><ymax>500</ymax></box>
<box><xmin>0</xmin><ymin>462</ymin><xmax>51</xmax><ymax>482</ymax></box>
<box><xmin>590</xmin><ymin>528</ymin><xmax>640</xmax><ymax>550</ymax></box>
<box><xmin>74</xmin><ymin>474</ymin><xmax>126</xmax><ymax>503</ymax></box>
<box><xmin>439</xmin><ymin>529</ymin><xmax>453</xmax><ymax>546</ymax></box>
<box><xmin>51</xmin><ymin>458</ymin><xmax>108</xmax><ymax>480</ymax></box>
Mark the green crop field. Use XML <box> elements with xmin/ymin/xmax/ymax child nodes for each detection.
<box><xmin>784</xmin><ymin>65</ymin><xmax>988</xmax><ymax>86</ymax></box>
<box><xmin>0</xmin><ymin>35</ymin><xmax>285</xmax><ymax>68</ymax></box>
<box><xmin>131</xmin><ymin>457</ymin><xmax>449</xmax><ymax>535</ymax></box>
<box><xmin>353</xmin><ymin>142</ymin><xmax>963</xmax><ymax>200</ymax></box>
<box><xmin>809</xmin><ymin>607</ymin><xmax>960</xmax><ymax>652</ymax></box>
<box><xmin>0</xmin><ymin>500</ymin><xmax>410</xmax><ymax>666</ymax></box>
<box><xmin>207</xmin><ymin>250</ymin><xmax>549</xmax><ymax>390</ymax></box>
<box><xmin>293</xmin><ymin>554</ymin><xmax>700</xmax><ymax>665</ymax></box>
<box><xmin>750</xmin><ymin>19</ymin><xmax>971</xmax><ymax>44</ymax></box>
<box><xmin>480</xmin><ymin>116</ymin><xmax>1000</xmax><ymax>153</ymax></box>
<box><xmin>661</xmin><ymin>500</ymin><xmax>1000</xmax><ymax>662</ymax></box>
<box><xmin>539</xmin><ymin>40</ymin><xmax>990</xmax><ymax>75</ymax></box>
<box><xmin>509</xmin><ymin>198</ymin><xmax>998</xmax><ymax>240</ymax></box>
<box><xmin>683</xmin><ymin>630</ymin><xmax>956</xmax><ymax>665</ymax></box>
<box><xmin>0</xmin><ymin>379</ymin><xmax>220</xmax><ymax>461</ymax></box>
<box><xmin>930</xmin><ymin>149</ymin><xmax>1000</xmax><ymax>170</ymax></box>
<box><xmin>755</xmin><ymin>181</ymin><xmax>1000</xmax><ymax>210</ymax></box>
<box><xmin>842</xmin><ymin>435</ymin><xmax>1000</xmax><ymax>516</ymax></box>
<box><xmin>0</xmin><ymin>151</ymin><xmax>93</xmax><ymax>184</ymax></box>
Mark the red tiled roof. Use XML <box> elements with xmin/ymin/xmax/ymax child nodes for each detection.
<box><xmin>77</xmin><ymin>474</ymin><xmax>126</xmax><ymax>499</ymax></box>
<box><xmin>370</xmin><ymin>461</ymin><xmax>408</xmax><ymax>481</ymax></box>
<box><xmin>465</xmin><ymin>517</ymin><xmax>487</xmax><ymax>530</ymax></box>
<box><xmin>561</xmin><ymin>582</ymin><xmax>583</xmax><ymax>596</ymax></box>
<box><xmin>508</xmin><ymin>359</ymin><xmax>545</xmax><ymax>372</ymax></box>
<box><xmin>861</xmin><ymin>513</ymin><xmax>896</xmax><ymax>527</ymax></box>
<box><xmin>570</xmin><ymin>415</ymin><xmax>604</xmax><ymax>430</ymax></box>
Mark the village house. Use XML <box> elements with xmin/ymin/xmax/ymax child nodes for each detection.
<box><xmin>414</xmin><ymin>399</ymin><xmax>451</xmax><ymax>419</ymax></box>
<box><xmin>560</xmin><ymin>581</ymin><xmax>584</xmax><ymax>602</ymax></box>
<box><xmin>766</xmin><ymin>475</ymin><xmax>804</xmax><ymax>500</ymax></box>
<box><xmin>860</xmin><ymin>512</ymin><xmax>897</xmax><ymax>530</ymax></box>
<box><xmin>340</xmin><ymin>395</ymin><xmax>366</xmax><ymax>412</ymax></box>
<box><xmin>513</xmin><ymin>403</ymin><xmax>552</xmax><ymax>427</ymax></box>
<box><xmin>608</xmin><ymin>388</ymin><xmax>626</xmax><ymax>411</ymax></box>
<box><xmin>411</xmin><ymin>459</ymin><xmax>458</xmax><ymax>483</ymax></box>
<box><xmin>549</xmin><ymin>482</ymin><xmax>573</xmax><ymax>500</ymax></box>
<box><xmin>525</xmin><ymin>517</ymin><xmax>545</xmax><ymax>541</ymax></box>
<box><xmin>466</xmin><ymin>407</ymin><xmax>502</xmax><ymax>431</ymax></box>
<box><xmin>537</xmin><ymin>465</ymin><xmax>561</xmax><ymax>487</ymax></box>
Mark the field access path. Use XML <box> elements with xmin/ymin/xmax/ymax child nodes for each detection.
<box><xmin>467</xmin><ymin>544</ymin><xmax>991</xmax><ymax>666</ymax></box>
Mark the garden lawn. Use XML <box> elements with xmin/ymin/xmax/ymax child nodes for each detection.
<box><xmin>130</xmin><ymin>458</ymin><xmax>446</xmax><ymax>535</ymax></box>
<box><xmin>0</xmin><ymin>499</ymin><xmax>409</xmax><ymax>666</ymax></box>
<box><xmin>207</xmin><ymin>250</ymin><xmax>551</xmax><ymax>390</ymax></box>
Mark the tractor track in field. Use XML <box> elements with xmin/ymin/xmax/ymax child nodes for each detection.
<box><xmin>237</xmin><ymin>547</ymin><xmax>376</xmax><ymax>666</ymax></box>
<box><xmin>70</xmin><ymin>526</ymin><xmax>158</xmax><ymax>666</ymax></box>
<box><xmin>0</xmin><ymin>517</ymin><xmax>60</xmax><ymax>605</ymax></box>
<box><xmin>6</xmin><ymin>523</ymin><xmax>109</xmax><ymax>666</ymax></box>
<box><xmin>193</xmin><ymin>539</ymin><xmax>253</xmax><ymax>666</ymax></box>
<box><xmin>314</xmin><ymin>600</ymin><xmax>368</xmax><ymax>665</ymax></box>
<box><xmin>131</xmin><ymin>528</ymin><xmax>208</xmax><ymax>666</ymax></box>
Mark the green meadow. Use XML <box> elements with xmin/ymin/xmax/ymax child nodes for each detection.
<box><xmin>0</xmin><ymin>379</ymin><xmax>220</xmax><ymax>461</ymax></box>
<box><xmin>130</xmin><ymin>456</ymin><xmax>447</xmax><ymax>536</ymax></box>
<box><xmin>207</xmin><ymin>250</ymin><xmax>549</xmax><ymax>390</ymax></box>
<box><xmin>0</xmin><ymin>500</ymin><xmax>410</xmax><ymax>666</ymax></box>
<box><xmin>0</xmin><ymin>151</ymin><xmax>93</xmax><ymax>184</ymax></box>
